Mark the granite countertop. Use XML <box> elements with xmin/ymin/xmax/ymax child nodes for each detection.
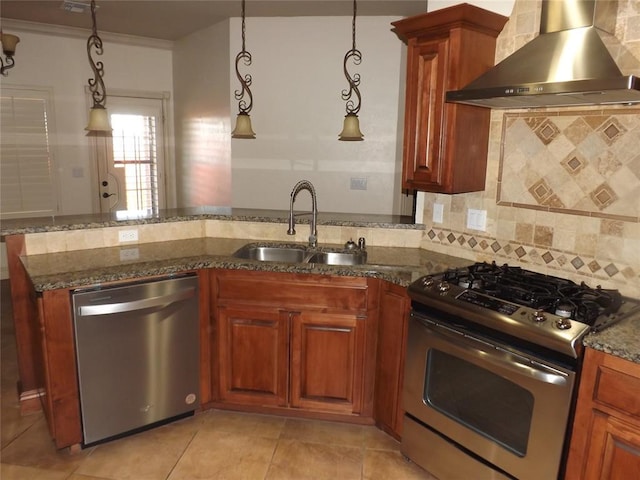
<box><xmin>0</xmin><ymin>207</ymin><xmax>420</xmax><ymax>236</ymax></box>
<box><xmin>20</xmin><ymin>237</ymin><xmax>471</xmax><ymax>292</ymax></box>
<box><xmin>583</xmin><ymin>312</ymin><xmax>640</xmax><ymax>364</ymax></box>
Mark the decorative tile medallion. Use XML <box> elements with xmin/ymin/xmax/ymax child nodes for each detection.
<box><xmin>497</xmin><ymin>109</ymin><xmax>640</xmax><ymax>222</ymax></box>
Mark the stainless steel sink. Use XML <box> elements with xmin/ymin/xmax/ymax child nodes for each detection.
<box><xmin>306</xmin><ymin>251</ymin><xmax>367</xmax><ymax>266</ymax></box>
<box><xmin>232</xmin><ymin>245</ymin><xmax>308</xmax><ymax>263</ymax></box>
<box><xmin>232</xmin><ymin>244</ymin><xmax>366</xmax><ymax>266</ymax></box>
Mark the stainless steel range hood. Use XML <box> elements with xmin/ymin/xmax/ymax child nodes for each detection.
<box><xmin>446</xmin><ymin>0</ymin><xmax>640</xmax><ymax>108</ymax></box>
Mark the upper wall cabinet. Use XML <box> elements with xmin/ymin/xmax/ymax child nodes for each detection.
<box><xmin>392</xmin><ymin>4</ymin><xmax>507</xmax><ymax>194</ymax></box>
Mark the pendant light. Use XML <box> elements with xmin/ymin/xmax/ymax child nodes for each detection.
<box><xmin>231</xmin><ymin>0</ymin><xmax>256</xmax><ymax>139</ymax></box>
<box><xmin>85</xmin><ymin>0</ymin><xmax>111</xmax><ymax>133</ymax></box>
<box><xmin>338</xmin><ymin>0</ymin><xmax>363</xmax><ymax>141</ymax></box>
<box><xmin>0</xmin><ymin>30</ymin><xmax>20</xmax><ymax>76</ymax></box>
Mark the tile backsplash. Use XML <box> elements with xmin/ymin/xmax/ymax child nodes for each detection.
<box><xmin>420</xmin><ymin>0</ymin><xmax>640</xmax><ymax>298</ymax></box>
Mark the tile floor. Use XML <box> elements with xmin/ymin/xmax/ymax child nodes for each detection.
<box><xmin>0</xmin><ymin>280</ymin><xmax>435</xmax><ymax>480</ymax></box>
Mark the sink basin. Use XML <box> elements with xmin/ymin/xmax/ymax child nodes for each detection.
<box><xmin>232</xmin><ymin>245</ymin><xmax>307</xmax><ymax>263</ymax></box>
<box><xmin>306</xmin><ymin>251</ymin><xmax>367</xmax><ymax>266</ymax></box>
<box><xmin>232</xmin><ymin>244</ymin><xmax>367</xmax><ymax>266</ymax></box>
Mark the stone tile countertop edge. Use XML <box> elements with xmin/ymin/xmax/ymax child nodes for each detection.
<box><xmin>18</xmin><ymin>236</ymin><xmax>640</xmax><ymax>366</ymax></box>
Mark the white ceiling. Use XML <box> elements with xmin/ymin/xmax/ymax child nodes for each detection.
<box><xmin>0</xmin><ymin>0</ymin><xmax>429</xmax><ymax>41</ymax></box>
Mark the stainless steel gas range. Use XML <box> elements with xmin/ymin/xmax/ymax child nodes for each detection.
<box><xmin>402</xmin><ymin>262</ymin><xmax>640</xmax><ymax>480</ymax></box>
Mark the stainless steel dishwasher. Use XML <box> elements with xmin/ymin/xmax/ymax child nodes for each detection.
<box><xmin>72</xmin><ymin>274</ymin><xmax>200</xmax><ymax>446</ymax></box>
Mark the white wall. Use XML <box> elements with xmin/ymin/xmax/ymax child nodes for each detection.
<box><xmin>0</xmin><ymin>27</ymin><xmax>174</xmax><ymax>216</ymax></box>
<box><xmin>1</xmin><ymin>2</ymin><xmax>513</xmax><ymax>220</ymax></box>
<box><xmin>173</xmin><ymin>21</ymin><xmax>232</xmax><ymax>208</ymax></box>
<box><xmin>228</xmin><ymin>16</ymin><xmax>408</xmax><ymax>215</ymax></box>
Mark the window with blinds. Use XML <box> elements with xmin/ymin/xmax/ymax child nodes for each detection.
<box><xmin>1</xmin><ymin>88</ymin><xmax>58</xmax><ymax>219</ymax></box>
<box><xmin>110</xmin><ymin>113</ymin><xmax>159</xmax><ymax>213</ymax></box>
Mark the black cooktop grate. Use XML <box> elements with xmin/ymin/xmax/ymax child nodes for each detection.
<box><xmin>441</xmin><ymin>262</ymin><xmax>622</xmax><ymax>326</ymax></box>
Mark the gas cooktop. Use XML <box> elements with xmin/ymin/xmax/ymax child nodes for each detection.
<box><xmin>408</xmin><ymin>262</ymin><xmax>640</xmax><ymax>358</ymax></box>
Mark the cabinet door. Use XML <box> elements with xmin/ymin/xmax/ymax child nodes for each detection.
<box><xmin>584</xmin><ymin>413</ymin><xmax>640</xmax><ymax>480</ymax></box>
<box><xmin>393</xmin><ymin>5</ymin><xmax>507</xmax><ymax>194</ymax></box>
<box><xmin>374</xmin><ymin>282</ymin><xmax>410</xmax><ymax>438</ymax></box>
<box><xmin>217</xmin><ymin>306</ymin><xmax>289</xmax><ymax>407</ymax></box>
<box><xmin>290</xmin><ymin>311</ymin><xmax>365</xmax><ymax>414</ymax></box>
<box><xmin>401</xmin><ymin>37</ymin><xmax>449</xmax><ymax>192</ymax></box>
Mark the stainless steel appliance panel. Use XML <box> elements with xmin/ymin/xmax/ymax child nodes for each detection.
<box><xmin>73</xmin><ymin>275</ymin><xmax>200</xmax><ymax>445</ymax></box>
<box><xmin>403</xmin><ymin>313</ymin><xmax>576</xmax><ymax>480</ymax></box>
<box><xmin>402</xmin><ymin>415</ymin><xmax>512</xmax><ymax>480</ymax></box>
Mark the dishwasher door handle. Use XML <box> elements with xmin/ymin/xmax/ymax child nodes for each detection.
<box><xmin>77</xmin><ymin>287</ymin><xmax>197</xmax><ymax>317</ymax></box>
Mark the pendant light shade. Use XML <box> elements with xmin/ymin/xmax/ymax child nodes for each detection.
<box><xmin>339</xmin><ymin>113</ymin><xmax>364</xmax><ymax>141</ymax></box>
<box><xmin>85</xmin><ymin>0</ymin><xmax>111</xmax><ymax>133</ymax></box>
<box><xmin>231</xmin><ymin>112</ymin><xmax>256</xmax><ymax>139</ymax></box>
<box><xmin>339</xmin><ymin>0</ymin><xmax>363</xmax><ymax>141</ymax></box>
<box><xmin>232</xmin><ymin>0</ymin><xmax>255</xmax><ymax>139</ymax></box>
<box><xmin>85</xmin><ymin>105</ymin><xmax>112</xmax><ymax>132</ymax></box>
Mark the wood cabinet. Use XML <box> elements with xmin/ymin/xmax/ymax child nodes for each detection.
<box><xmin>392</xmin><ymin>4</ymin><xmax>507</xmax><ymax>193</ymax></box>
<box><xmin>216</xmin><ymin>306</ymin><xmax>289</xmax><ymax>407</ymax></box>
<box><xmin>565</xmin><ymin>348</ymin><xmax>640</xmax><ymax>480</ymax></box>
<box><xmin>211</xmin><ymin>270</ymin><xmax>378</xmax><ymax>418</ymax></box>
<box><xmin>374</xmin><ymin>281</ymin><xmax>410</xmax><ymax>439</ymax></box>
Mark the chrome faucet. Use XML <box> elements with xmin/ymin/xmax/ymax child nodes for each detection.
<box><xmin>287</xmin><ymin>180</ymin><xmax>318</xmax><ymax>247</ymax></box>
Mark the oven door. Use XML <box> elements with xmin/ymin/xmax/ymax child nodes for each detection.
<box><xmin>403</xmin><ymin>313</ymin><xmax>576</xmax><ymax>480</ymax></box>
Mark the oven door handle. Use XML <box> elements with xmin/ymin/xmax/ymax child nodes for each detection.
<box><xmin>426</xmin><ymin>321</ymin><xmax>569</xmax><ymax>386</ymax></box>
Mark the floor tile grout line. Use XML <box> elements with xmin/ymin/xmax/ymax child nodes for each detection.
<box><xmin>162</xmin><ymin>428</ymin><xmax>200</xmax><ymax>480</ymax></box>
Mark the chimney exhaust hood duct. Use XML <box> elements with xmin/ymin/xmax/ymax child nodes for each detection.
<box><xmin>446</xmin><ymin>0</ymin><xmax>640</xmax><ymax>108</ymax></box>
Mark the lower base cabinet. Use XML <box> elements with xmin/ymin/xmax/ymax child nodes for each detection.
<box><xmin>211</xmin><ymin>269</ymin><xmax>376</xmax><ymax>417</ymax></box>
<box><xmin>374</xmin><ymin>281</ymin><xmax>410</xmax><ymax>438</ymax></box>
<box><xmin>565</xmin><ymin>348</ymin><xmax>640</xmax><ymax>480</ymax></box>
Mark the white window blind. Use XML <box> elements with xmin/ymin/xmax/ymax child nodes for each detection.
<box><xmin>1</xmin><ymin>88</ymin><xmax>58</xmax><ymax>219</ymax></box>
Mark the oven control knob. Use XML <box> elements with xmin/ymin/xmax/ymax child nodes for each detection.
<box><xmin>421</xmin><ymin>276</ymin><xmax>435</xmax><ymax>288</ymax></box>
<box><xmin>437</xmin><ymin>281</ymin><xmax>450</xmax><ymax>293</ymax></box>
<box><xmin>531</xmin><ymin>310</ymin><xmax>546</xmax><ymax>323</ymax></box>
<box><xmin>556</xmin><ymin>318</ymin><xmax>572</xmax><ymax>330</ymax></box>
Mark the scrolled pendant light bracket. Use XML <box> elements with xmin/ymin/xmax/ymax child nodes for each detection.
<box><xmin>85</xmin><ymin>0</ymin><xmax>111</xmax><ymax>133</ymax></box>
<box><xmin>231</xmin><ymin>0</ymin><xmax>256</xmax><ymax>139</ymax></box>
<box><xmin>87</xmin><ymin>0</ymin><xmax>106</xmax><ymax>109</ymax></box>
<box><xmin>338</xmin><ymin>0</ymin><xmax>364</xmax><ymax>141</ymax></box>
<box><xmin>234</xmin><ymin>0</ymin><xmax>253</xmax><ymax>115</ymax></box>
<box><xmin>341</xmin><ymin>0</ymin><xmax>362</xmax><ymax>116</ymax></box>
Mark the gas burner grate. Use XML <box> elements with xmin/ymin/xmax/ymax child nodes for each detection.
<box><xmin>441</xmin><ymin>262</ymin><xmax>623</xmax><ymax>326</ymax></box>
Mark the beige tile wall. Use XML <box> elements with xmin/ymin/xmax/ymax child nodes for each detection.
<box><xmin>420</xmin><ymin>0</ymin><xmax>640</xmax><ymax>298</ymax></box>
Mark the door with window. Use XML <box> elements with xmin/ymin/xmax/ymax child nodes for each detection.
<box><xmin>96</xmin><ymin>96</ymin><xmax>166</xmax><ymax>214</ymax></box>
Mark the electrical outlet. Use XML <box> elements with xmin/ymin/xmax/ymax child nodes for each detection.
<box><xmin>467</xmin><ymin>209</ymin><xmax>487</xmax><ymax>231</ymax></box>
<box><xmin>119</xmin><ymin>247</ymin><xmax>140</xmax><ymax>261</ymax></box>
<box><xmin>433</xmin><ymin>203</ymin><xmax>444</xmax><ymax>223</ymax></box>
<box><xmin>118</xmin><ymin>229</ymin><xmax>138</xmax><ymax>243</ymax></box>
<box><xmin>350</xmin><ymin>177</ymin><xmax>367</xmax><ymax>190</ymax></box>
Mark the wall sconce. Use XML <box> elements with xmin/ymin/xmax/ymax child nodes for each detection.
<box><xmin>338</xmin><ymin>0</ymin><xmax>363</xmax><ymax>141</ymax></box>
<box><xmin>231</xmin><ymin>0</ymin><xmax>256</xmax><ymax>139</ymax></box>
<box><xmin>0</xmin><ymin>31</ymin><xmax>20</xmax><ymax>76</ymax></box>
<box><xmin>85</xmin><ymin>0</ymin><xmax>111</xmax><ymax>133</ymax></box>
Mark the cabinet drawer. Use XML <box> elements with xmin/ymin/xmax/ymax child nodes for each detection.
<box><xmin>213</xmin><ymin>270</ymin><xmax>368</xmax><ymax>311</ymax></box>
<box><xmin>594</xmin><ymin>363</ymin><xmax>640</xmax><ymax>419</ymax></box>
